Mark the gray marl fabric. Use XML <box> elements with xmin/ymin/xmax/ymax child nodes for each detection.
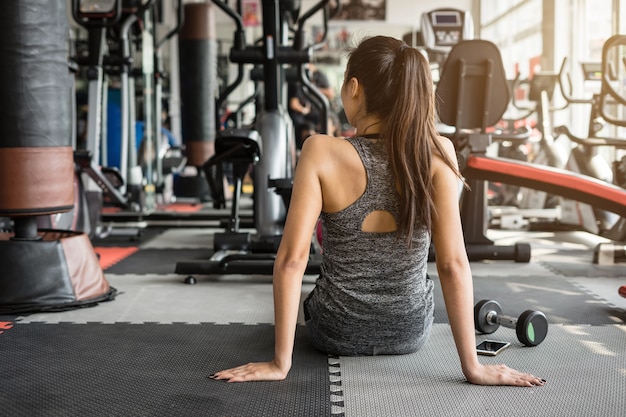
<box><xmin>304</xmin><ymin>136</ymin><xmax>434</xmax><ymax>356</ymax></box>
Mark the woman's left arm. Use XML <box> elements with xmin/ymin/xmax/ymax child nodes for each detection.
<box><xmin>430</xmin><ymin>146</ymin><xmax>481</xmax><ymax>378</ymax></box>
<box><xmin>431</xmin><ymin>139</ymin><xmax>545</xmax><ymax>387</ymax></box>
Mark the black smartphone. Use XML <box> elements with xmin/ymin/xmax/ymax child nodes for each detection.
<box><xmin>476</xmin><ymin>340</ymin><xmax>510</xmax><ymax>356</ymax></box>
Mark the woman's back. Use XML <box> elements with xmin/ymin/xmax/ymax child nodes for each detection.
<box><xmin>304</xmin><ymin>135</ymin><xmax>434</xmax><ymax>356</ymax></box>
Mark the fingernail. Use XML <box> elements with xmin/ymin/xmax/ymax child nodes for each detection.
<box><xmin>541</xmin><ymin>379</ymin><xmax>547</xmax><ymax>383</ymax></box>
<box><xmin>207</xmin><ymin>374</ymin><xmax>216</xmax><ymax>379</ymax></box>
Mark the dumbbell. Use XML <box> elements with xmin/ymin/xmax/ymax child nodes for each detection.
<box><xmin>474</xmin><ymin>299</ymin><xmax>548</xmax><ymax>346</ymax></box>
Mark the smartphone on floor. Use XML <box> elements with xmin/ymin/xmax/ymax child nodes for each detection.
<box><xmin>476</xmin><ymin>340</ymin><xmax>510</xmax><ymax>356</ymax></box>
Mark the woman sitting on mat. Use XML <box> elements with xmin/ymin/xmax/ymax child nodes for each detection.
<box><xmin>211</xmin><ymin>35</ymin><xmax>545</xmax><ymax>387</ymax></box>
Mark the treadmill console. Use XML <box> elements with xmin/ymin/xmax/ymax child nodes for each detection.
<box><xmin>420</xmin><ymin>8</ymin><xmax>474</xmax><ymax>66</ymax></box>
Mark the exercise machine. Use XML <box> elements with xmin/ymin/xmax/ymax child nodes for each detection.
<box><xmin>175</xmin><ymin>0</ymin><xmax>335</xmax><ymax>278</ymax></box>
<box><xmin>554</xmin><ymin>36</ymin><xmax>626</xmax><ymax>263</ymax></box>
<box><xmin>73</xmin><ymin>0</ymin><xmax>190</xmax><ymax>236</ymax></box>
<box><xmin>72</xmin><ymin>0</ymin><xmax>145</xmax><ymax>210</ymax></box>
<box><xmin>420</xmin><ymin>7</ymin><xmax>474</xmax><ymax>77</ymax></box>
<box><xmin>433</xmin><ymin>39</ymin><xmax>531</xmax><ymax>262</ymax></box>
<box><xmin>73</xmin><ymin>1</ymin><xmax>209</xmax><ymax>233</ymax></box>
<box><xmin>510</xmin><ymin>72</ymin><xmax>569</xmax><ymax>196</ymax></box>
<box><xmin>553</xmin><ymin>36</ymin><xmax>626</xmax><ymax>243</ymax></box>
<box><xmin>433</xmin><ymin>39</ymin><xmax>626</xmax><ymax>263</ymax></box>
<box><xmin>486</xmin><ymin>70</ymin><xmax>573</xmax><ymax>230</ymax></box>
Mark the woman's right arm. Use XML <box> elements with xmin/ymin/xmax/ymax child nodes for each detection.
<box><xmin>271</xmin><ymin>136</ymin><xmax>326</xmax><ymax>373</ymax></box>
<box><xmin>211</xmin><ymin>135</ymin><xmax>326</xmax><ymax>382</ymax></box>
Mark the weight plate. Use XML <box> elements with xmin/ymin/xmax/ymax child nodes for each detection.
<box><xmin>516</xmin><ymin>310</ymin><xmax>548</xmax><ymax>346</ymax></box>
<box><xmin>474</xmin><ymin>299</ymin><xmax>502</xmax><ymax>334</ymax></box>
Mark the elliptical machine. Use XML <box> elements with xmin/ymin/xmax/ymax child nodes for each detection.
<box><xmin>72</xmin><ymin>0</ymin><xmax>147</xmax><ymax>206</ymax></box>
<box><xmin>553</xmin><ymin>40</ymin><xmax>626</xmax><ymax>241</ymax></box>
<box><xmin>553</xmin><ymin>35</ymin><xmax>626</xmax><ymax>262</ymax></box>
<box><xmin>71</xmin><ymin>0</ymin><xmax>187</xmax><ymax>235</ymax></box>
<box><xmin>70</xmin><ymin>0</ymin><xmax>148</xmax><ymax>237</ymax></box>
<box><xmin>176</xmin><ymin>0</ymin><xmax>334</xmax><ymax>279</ymax></box>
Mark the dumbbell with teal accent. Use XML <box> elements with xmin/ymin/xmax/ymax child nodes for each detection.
<box><xmin>474</xmin><ymin>300</ymin><xmax>548</xmax><ymax>346</ymax></box>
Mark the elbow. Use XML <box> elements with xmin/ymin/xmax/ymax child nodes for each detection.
<box><xmin>274</xmin><ymin>259</ymin><xmax>307</xmax><ymax>276</ymax></box>
<box><xmin>273</xmin><ymin>251</ymin><xmax>310</xmax><ymax>277</ymax></box>
<box><xmin>435</xmin><ymin>255</ymin><xmax>470</xmax><ymax>280</ymax></box>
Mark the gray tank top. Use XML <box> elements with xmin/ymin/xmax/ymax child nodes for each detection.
<box><xmin>304</xmin><ymin>136</ymin><xmax>434</xmax><ymax>356</ymax></box>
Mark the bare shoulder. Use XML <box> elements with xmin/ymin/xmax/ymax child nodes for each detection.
<box><xmin>299</xmin><ymin>135</ymin><xmax>365</xmax><ymax>212</ymax></box>
<box><xmin>431</xmin><ymin>135</ymin><xmax>460</xmax><ymax>178</ymax></box>
<box><xmin>433</xmin><ymin>135</ymin><xmax>456</xmax><ymax>160</ymax></box>
<box><xmin>301</xmin><ymin>134</ymin><xmax>351</xmax><ymax>153</ymax></box>
<box><xmin>300</xmin><ymin>134</ymin><xmax>357</xmax><ymax>167</ymax></box>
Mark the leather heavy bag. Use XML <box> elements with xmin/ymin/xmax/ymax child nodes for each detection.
<box><xmin>0</xmin><ymin>0</ymin><xmax>115</xmax><ymax>314</ymax></box>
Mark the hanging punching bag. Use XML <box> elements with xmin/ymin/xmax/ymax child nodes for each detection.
<box><xmin>178</xmin><ymin>2</ymin><xmax>217</xmax><ymax>167</ymax></box>
<box><xmin>0</xmin><ymin>0</ymin><xmax>116</xmax><ymax>314</ymax></box>
<box><xmin>0</xmin><ymin>0</ymin><xmax>74</xmax><ymax>219</ymax></box>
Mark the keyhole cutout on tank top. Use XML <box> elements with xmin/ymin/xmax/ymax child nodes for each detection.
<box><xmin>361</xmin><ymin>210</ymin><xmax>398</xmax><ymax>233</ymax></box>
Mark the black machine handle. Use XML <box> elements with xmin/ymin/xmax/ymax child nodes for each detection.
<box><xmin>557</xmin><ymin>36</ymin><xmax>626</xmax><ymax>129</ymax></box>
<box><xmin>294</xmin><ymin>0</ymin><xmax>337</xmax><ymax>50</ymax></box>
<box><xmin>212</xmin><ymin>0</ymin><xmax>247</xmax><ymax>123</ymax></box>
<box><xmin>212</xmin><ymin>0</ymin><xmax>337</xmax><ymax>117</ymax></box>
<box><xmin>293</xmin><ymin>0</ymin><xmax>340</xmax><ymax>134</ymax></box>
<box><xmin>157</xmin><ymin>0</ymin><xmax>184</xmax><ymax>48</ymax></box>
<box><xmin>212</xmin><ymin>0</ymin><xmax>337</xmax><ymax>69</ymax></box>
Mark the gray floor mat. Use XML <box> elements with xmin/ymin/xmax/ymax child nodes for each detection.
<box><xmin>541</xmin><ymin>260</ymin><xmax>626</xmax><ymax>278</ymax></box>
<box><xmin>431</xmin><ymin>274</ymin><xmax>626</xmax><ymax>325</ymax></box>
<box><xmin>336</xmin><ymin>323</ymin><xmax>626</xmax><ymax>417</ymax></box>
<box><xmin>18</xmin><ymin>274</ymin><xmax>316</xmax><ymax>325</ymax></box>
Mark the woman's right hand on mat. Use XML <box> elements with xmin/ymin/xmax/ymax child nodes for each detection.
<box><xmin>465</xmin><ymin>364</ymin><xmax>546</xmax><ymax>387</ymax></box>
<box><xmin>208</xmin><ymin>360</ymin><xmax>289</xmax><ymax>383</ymax></box>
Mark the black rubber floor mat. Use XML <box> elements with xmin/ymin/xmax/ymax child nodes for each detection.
<box><xmin>0</xmin><ymin>322</ymin><xmax>331</xmax><ymax>417</ymax></box>
<box><xmin>104</xmin><ymin>248</ymin><xmax>213</xmax><ymax>274</ymax></box>
<box><xmin>91</xmin><ymin>227</ymin><xmax>168</xmax><ymax>248</ymax></box>
<box><xmin>431</xmin><ymin>274</ymin><xmax>626</xmax><ymax>325</ymax></box>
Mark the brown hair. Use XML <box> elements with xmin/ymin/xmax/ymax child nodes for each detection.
<box><xmin>345</xmin><ymin>36</ymin><xmax>461</xmax><ymax>246</ymax></box>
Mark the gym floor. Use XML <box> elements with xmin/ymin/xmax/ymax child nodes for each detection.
<box><xmin>1</xmin><ymin>197</ymin><xmax>625</xmax><ymax>417</ymax></box>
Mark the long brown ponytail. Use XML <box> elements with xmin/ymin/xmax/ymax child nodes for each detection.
<box><xmin>345</xmin><ymin>36</ymin><xmax>461</xmax><ymax>246</ymax></box>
